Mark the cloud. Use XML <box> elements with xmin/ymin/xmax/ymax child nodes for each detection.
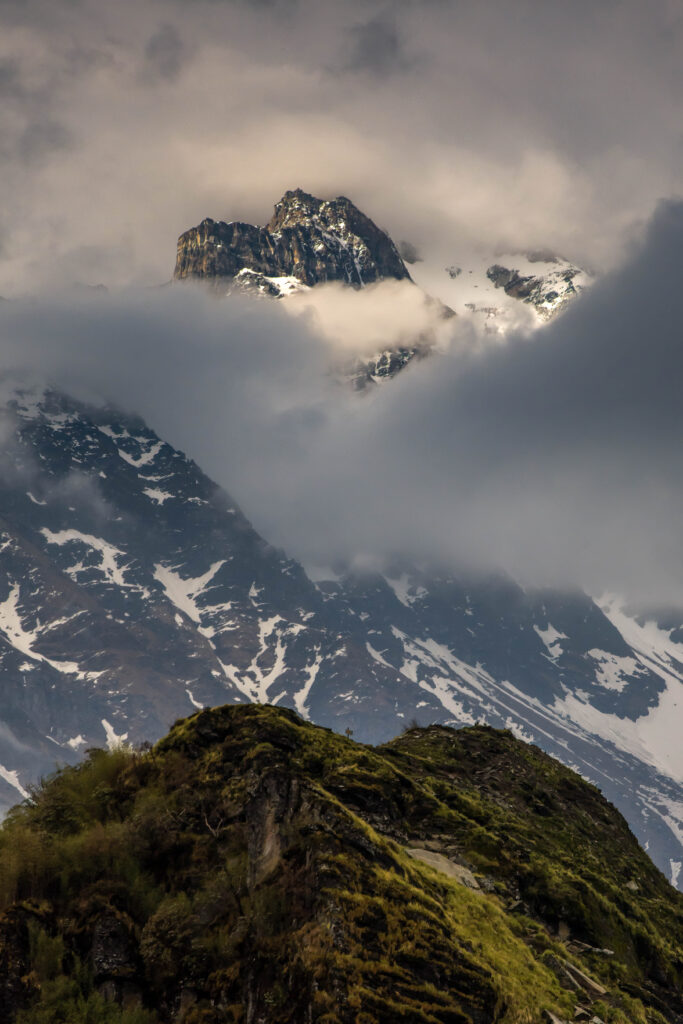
<box><xmin>1</xmin><ymin>201</ymin><xmax>683</xmax><ymax>607</ymax></box>
<box><xmin>0</xmin><ymin>0</ymin><xmax>681</xmax><ymax>294</ymax></box>
<box><xmin>284</xmin><ymin>279</ymin><xmax>457</xmax><ymax>355</ymax></box>
<box><xmin>343</xmin><ymin>12</ymin><xmax>414</xmax><ymax>76</ymax></box>
<box><xmin>143</xmin><ymin>23</ymin><xmax>186</xmax><ymax>83</ymax></box>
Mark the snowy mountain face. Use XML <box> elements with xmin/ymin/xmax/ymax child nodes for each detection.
<box><xmin>405</xmin><ymin>248</ymin><xmax>591</xmax><ymax>335</ymax></box>
<box><xmin>0</xmin><ymin>385</ymin><xmax>681</xmax><ymax>889</ymax></box>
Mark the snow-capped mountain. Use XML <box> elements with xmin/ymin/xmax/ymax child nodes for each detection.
<box><xmin>0</xmin><ymin>384</ymin><xmax>681</xmax><ymax>889</ymax></box>
<box><xmin>174</xmin><ymin>187</ymin><xmax>411</xmax><ymax>294</ymax></box>
<box><xmin>405</xmin><ymin>247</ymin><xmax>591</xmax><ymax>334</ymax></box>
<box><xmin>174</xmin><ymin>190</ymin><xmax>591</xmax><ymax>391</ymax></box>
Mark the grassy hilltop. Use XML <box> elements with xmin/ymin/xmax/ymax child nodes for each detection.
<box><xmin>0</xmin><ymin>704</ymin><xmax>681</xmax><ymax>1023</ymax></box>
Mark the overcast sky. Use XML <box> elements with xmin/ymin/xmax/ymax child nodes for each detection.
<box><xmin>1</xmin><ymin>0</ymin><xmax>683</xmax><ymax>605</ymax></box>
<box><xmin>0</xmin><ymin>0</ymin><xmax>681</xmax><ymax>294</ymax></box>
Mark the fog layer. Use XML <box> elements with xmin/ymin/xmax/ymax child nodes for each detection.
<box><xmin>1</xmin><ymin>201</ymin><xmax>682</xmax><ymax>604</ymax></box>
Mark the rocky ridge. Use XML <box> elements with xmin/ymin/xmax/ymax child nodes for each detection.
<box><xmin>173</xmin><ymin>191</ymin><xmax>590</xmax><ymax>390</ymax></box>
<box><xmin>174</xmin><ymin>188</ymin><xmax>411</xmax><ymax>293</ymax></box>
<box><xmin>0</xmin><ymin>704</ymin><xmax>681</xmax><ymax>1023</ymax></box>
<box><xmin>174</xmin><ymin>188</ymin><xmax>434</xmax><ymax>387</ymax></box>
<box><xmin>486</xmin><ymin>253</ymin><xmax>589</xmax><ymax>320</ymax></box>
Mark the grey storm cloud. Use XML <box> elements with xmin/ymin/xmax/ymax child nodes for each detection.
<box><xmin>0</xmin><ymin>0</ymin><xmax>681</xmax><ymax>293</ymax></box>
<box><xmin>143</xmin><ymin>23</ymin><xmax>187</xmax><ymax>83</ymax></box>
<box><xmin>17</xmin><ymin>119</ymin><xmax>74</xmax><ymax>164</ymax></box>
<box><xmin>343</xmin><ymin>13</ymin><xmax>414</xmax><ymax>76</ymax></box>
<box><xmin>1</xmin><ymin>200</ymin><xmax>683</xmax><ymax>606</ymax></box>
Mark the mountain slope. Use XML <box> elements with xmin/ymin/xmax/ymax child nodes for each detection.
<box><xmin>406</xmin><ymin>250</ymin><xmax>591</xmax><ymax>333</ymax></box>
<box><xmin>0</xmin><ymin>384</ymin><xmax>681</xmax><ymax>892</ymax></box>
<box><xmin>174</xmin><ymin>188</ymin><xmax>411</xmax><ymax>293</ymax></box>
<box><xmin>0</xmin><ymin>704</ymin><xmax>681</xmax><ymax>1023</ymax></box>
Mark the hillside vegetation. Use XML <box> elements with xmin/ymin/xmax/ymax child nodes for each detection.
<box><xmin>0</xmin><ymin>704</ymin><xmax>681</xmax><ymax>1023</ymax></box>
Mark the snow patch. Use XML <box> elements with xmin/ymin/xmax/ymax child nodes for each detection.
<box><xmin>0</xmin><ymin>763</ymin><xmax>28</xmax><ymax>799</ymax></box>
<box><xmin>117</xmin><ymin>441</ymin><xmax>163</xmax><ymax>469</ymax></box>
<box><xmin>143</xmin><ymin>487</ymin><xmax>173</xmax><ymax>505</ymax></box>
<box><xmin>0</xmin><ymin>584</ymin><xmax>94</xmax><ymax>677</ymax></box>
<box><xmin>101</xmin><ymin>719</ymin><xmax>128</xmax><ymax>749</ymax></box>
<box><xmin>153</xmin><ymin>561</ymin><xmax>225</xmax><ymax>624</ymax></box>
<box><xmin>293</xmin><ymin>651</ymin><xmax>322</xmax><ymax>719</ymax></box>
<box><xmin>534</xmin><ymin>623</ymin><xmax>567</xmax><ymax>661</ymax></box>
<box><xmin>366</xmin><ymin>642</ymin><xmax>392</xmax><ymax>668</ymax></box>
<box><xmin>384</xmin><ymin>573</ymin><xmax>427</xmax><ymax>607</ymax></box>
<box><xmin>41</xmin><ymin>529</ymin><xmax>131</xmax><ymax>588</ymax></box>
<box><xmin>586</xmin><ymin>649</ymin><xmax>644</xmax><ymax>693</ymax></box>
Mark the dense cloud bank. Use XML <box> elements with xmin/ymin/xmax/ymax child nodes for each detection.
<box><xmin>0</xmin><ymin>0</ymin><xmax>681</xmax><ymax>293</ymax></box>
<box><xmin>1</xmin><ymin>201</ymin><xmax>682</xmax><ymax>604</ymax></box>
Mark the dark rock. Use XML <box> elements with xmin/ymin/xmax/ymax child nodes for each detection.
<box><xmin>486</xmin><ymin>259</ymin><xmax>584</xmax><ymax>320</ymax></box>
<box><xmin>0</xmin><ymin>910</ymin><xmax>35</xmax><ymax>1021</ymax></box>
<box><xmin>92</xmin><ymin>913</ymin><xmax>136</xmax><ymax>979</ymax></box>
<box><xmin>174</xmin><ymin>188</ymin><xmax>411</xmax><ymax>290</ymax></box>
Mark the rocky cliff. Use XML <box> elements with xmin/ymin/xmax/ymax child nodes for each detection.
<box><xmin>174</xmin><ymin>188</ymin><xmax>411</xmax><ymax>292</ymax></box>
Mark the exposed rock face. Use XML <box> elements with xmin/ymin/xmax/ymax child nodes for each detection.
<box><xmin>486</xmin><ymin>256</ymin><xmax>588</xmax><ymax>320</ymax></box>
<box><xmin>345</xmin><ymin>343</ymin><xmax>432</xmax><ymax>390</ymax></box>
<box><xmin>174</xmin><ymin>188</ymin><xmax>411</xmax><ymax>291</ymax></box>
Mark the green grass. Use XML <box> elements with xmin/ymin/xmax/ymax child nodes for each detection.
<box><xmin>0</xmin><ymin>705</ymin><xmax>680</xmax><ymax>1024</ymax></box>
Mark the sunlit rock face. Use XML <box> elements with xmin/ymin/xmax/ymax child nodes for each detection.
<box><xmin>173</xmin><ymin>188</ymin><xmax>411</xmax><ymax>291</ymax></box>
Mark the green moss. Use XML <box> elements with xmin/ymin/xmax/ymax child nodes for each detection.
<box><xmin>0</xmin><ymin>705</ymin><xmax>680</xmax><ymax>1024</ymax></box>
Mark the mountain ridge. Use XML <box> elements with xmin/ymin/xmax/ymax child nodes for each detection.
<box><xmin>0</xmin><ymin>703</ymin><xmax>681</xmax><ymax>1023</ymax></box>
<box><xmin>174</xmin><ymin>188</ymin><xmax>411</xmax><ymax>293</ymax></box>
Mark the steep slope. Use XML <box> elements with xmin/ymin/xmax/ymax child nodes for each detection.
<box><xmin>0</xmin><ymin>705</ymin><xmax>681</xmax><ymax>1024</ymax></box>
<box><xmin>0</xmin><ymin>384</ymin><xmax>681</xmax><ymax>891</ymax></box>
<box><xmin>174</xmin><ymin>188</ymin><xmax>411</xmax><ymax>293</ymax></box>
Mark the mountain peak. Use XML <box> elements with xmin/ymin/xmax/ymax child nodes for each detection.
<box><xmin>174</xmin><ymin>188</ymin><xmax>411</xmax><ymax>291</ymax></box>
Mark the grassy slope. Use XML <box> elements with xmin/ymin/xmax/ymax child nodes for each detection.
<box><xmin>0</xmin><ymin>705</ymin><xmax>680</xmax><ymax>1024</ymax></box>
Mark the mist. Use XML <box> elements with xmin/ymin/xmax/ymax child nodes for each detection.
<box><xmin>1</xmin><ymin>200</ymin><xmax>683</xmax><ymax>605</ymax></box>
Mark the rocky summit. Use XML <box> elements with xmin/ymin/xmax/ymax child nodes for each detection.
<box><xmin>173</xmin><ymin>188</ymin><xmax>411</xmax><ymax>294</ymax></box>
<box><xmin>1</xmin><ymin>704</ymin><xmax>681</xmax><ymax>1024</ymax></box>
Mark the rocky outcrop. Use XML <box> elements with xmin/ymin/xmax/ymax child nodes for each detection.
<box><xmin>344</xmin><ymin>343</ymin><xmax>431</xmax><ymax>390</ymax></box>
<box><xmin>174</xmin><ymin>188</ymin><xmax>411</xmax><ymax>291</ymax></box>
<box><xmin>486</xmin><ymin>256</ymin><xmax>587</xmax><ymax>320</ymax></box>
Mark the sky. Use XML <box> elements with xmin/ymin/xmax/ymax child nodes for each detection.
<box><xmin>0</xmin><ymin>0</ymin><xmax>682</xmax><ymax>606</ymax></box>
<box><xmin>0</xmin><ymin>0</ymin><xmax>681</xmax><ymax>294</ymax></box>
